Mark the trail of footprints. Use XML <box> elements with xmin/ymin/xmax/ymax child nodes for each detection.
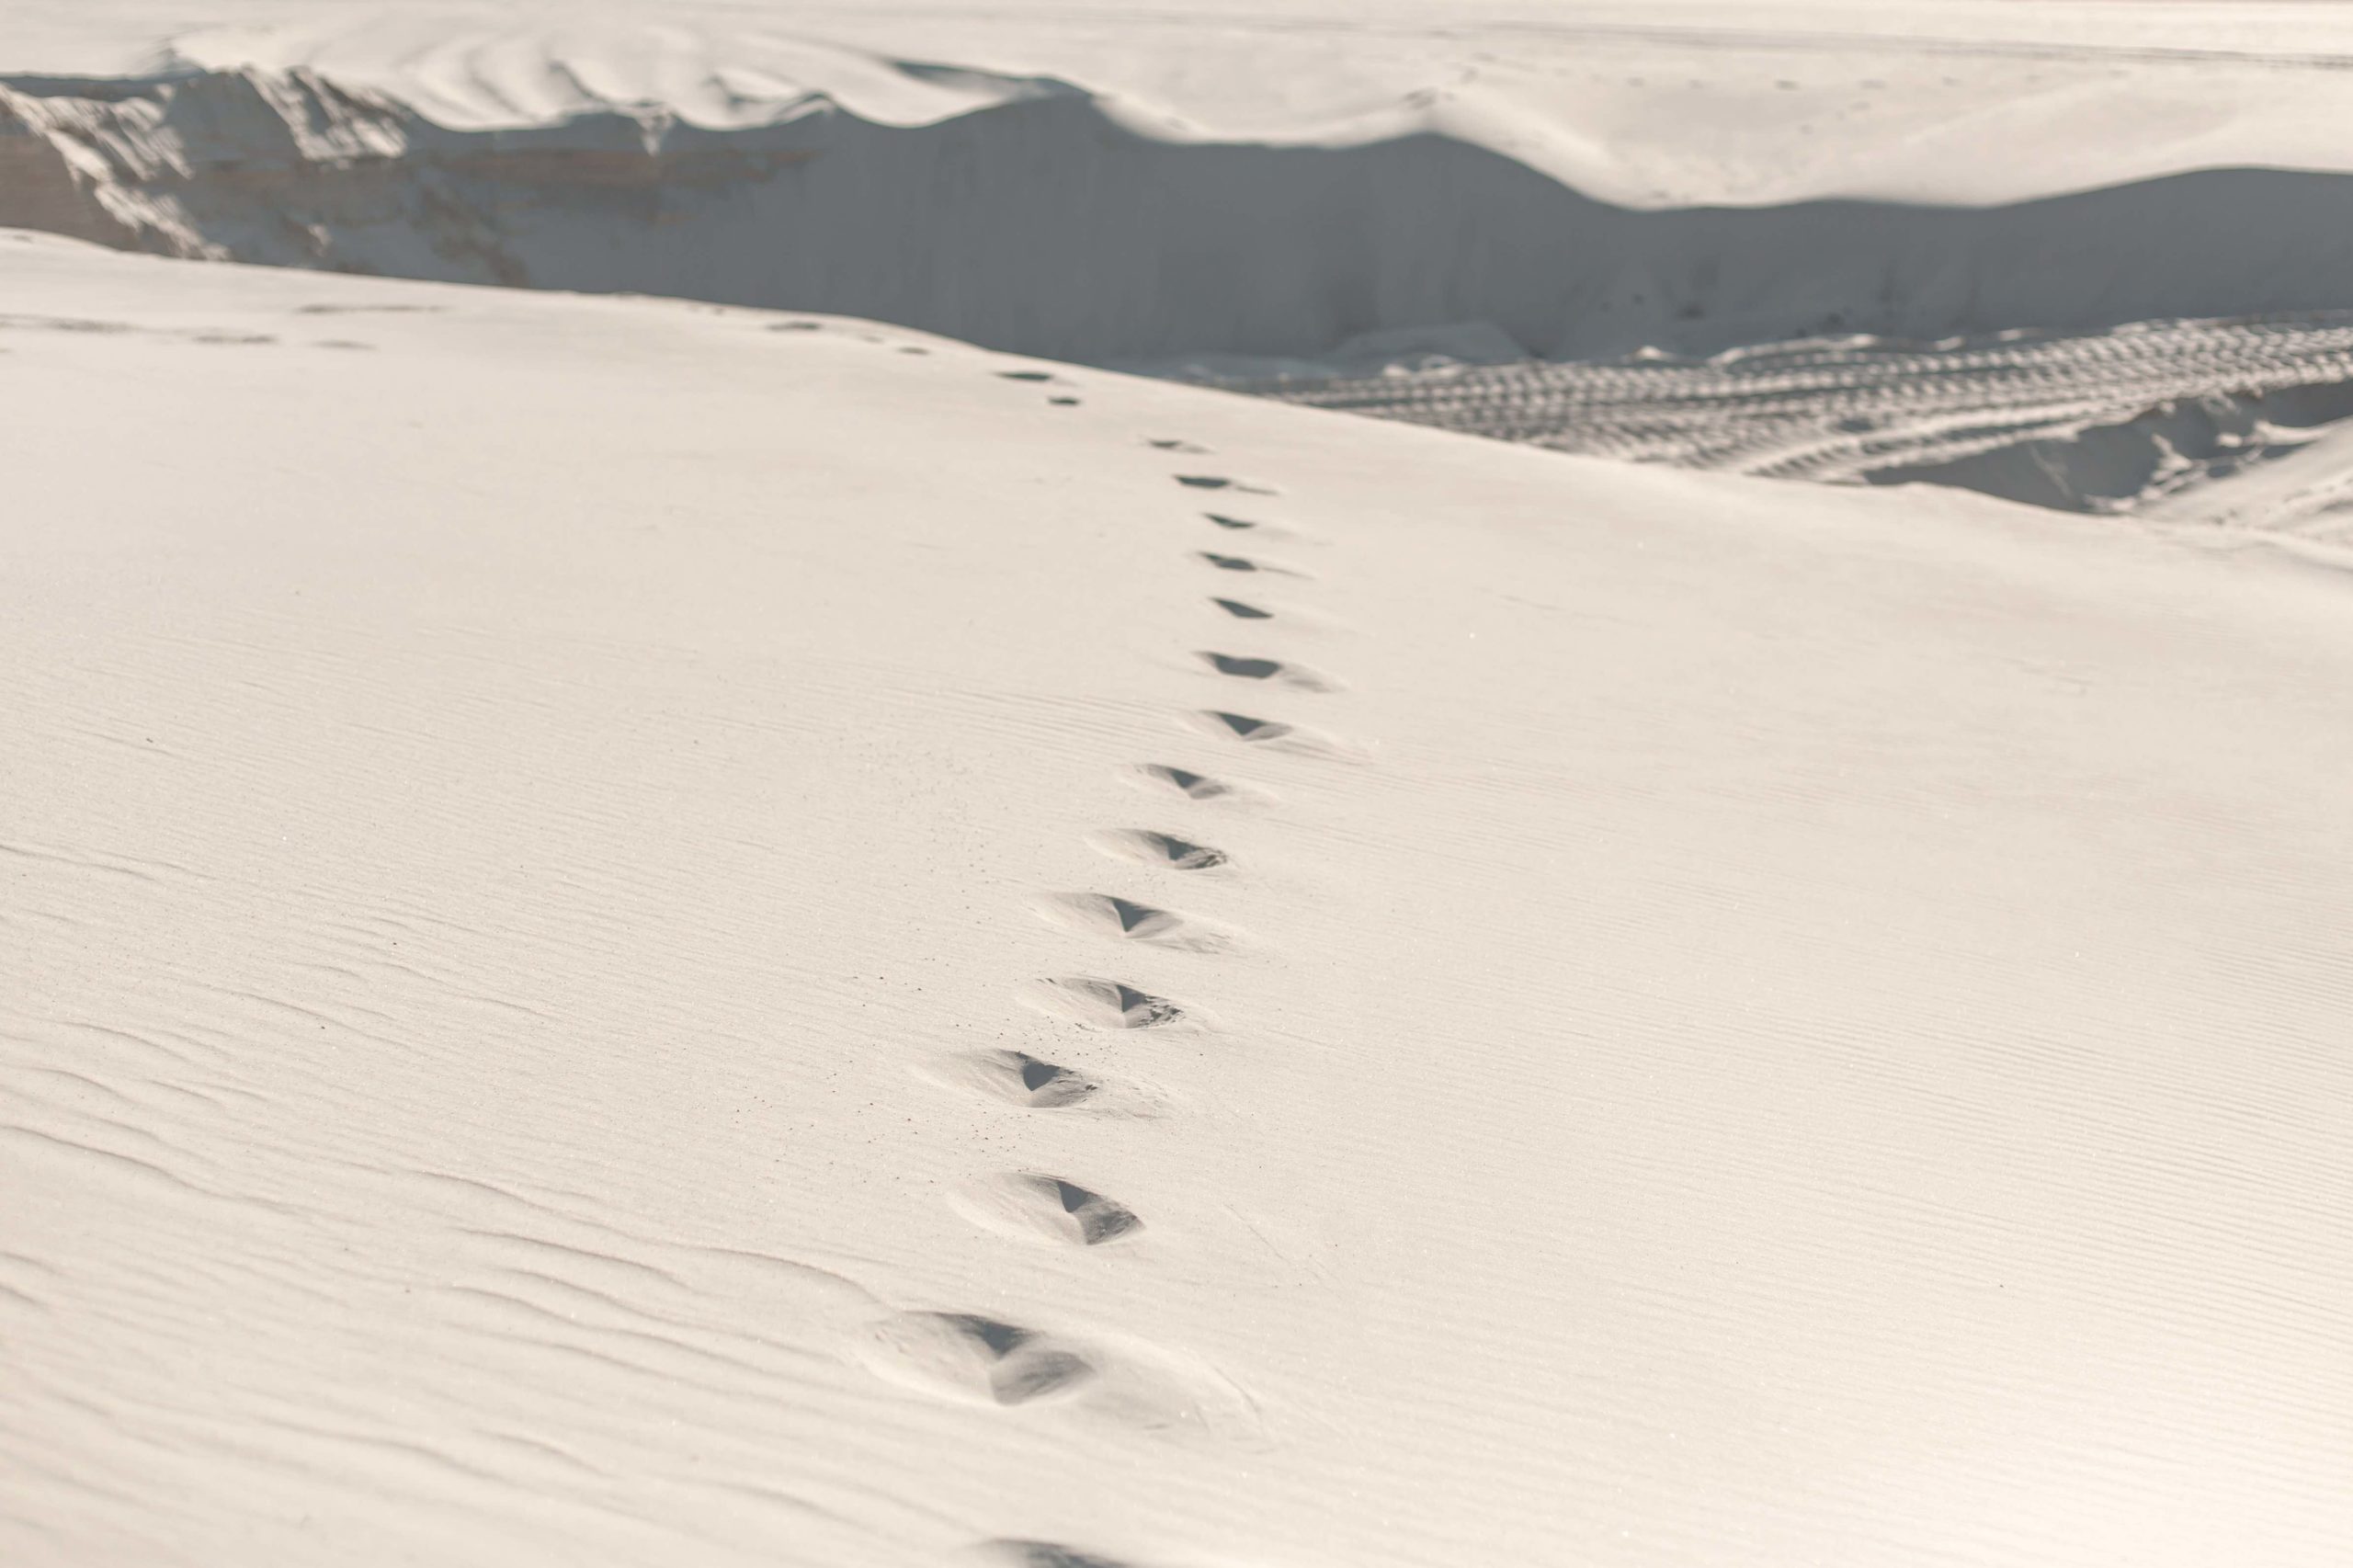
<box><xmin>886</xmin><ymin>388</ymin><xmax>1362</xmax><ymax>1557</ymax></box>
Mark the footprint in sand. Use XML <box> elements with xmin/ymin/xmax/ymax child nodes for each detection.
<box><xmin>1088</xmin><ymin>826</ymin><xmax>1230</xmax><ymax>869</ymax></box>
<box><xmin>1188</xmin><ymin>710</ymin><xmax>1361</xmax><ymax>761</ymax></box>
<box><xmin>996</xmin><ymin>369</ymin><xmax>1057</xmax><ymax>382</ymax></box>
<box><xmin>1148</xmin><ymin>437</ymin><xmax>1207</xmax><ymax>453</ymax></box>
<box><xmin>869</xmin><ymin>1312</ymin><xmax>1098</xmax><ymax>1406</ymax></box>
<box><xmin>296</xmin><ymin>302</ymin><xmax>447</xmax><ymax>317</ymax></box>
<box><xmin>1122</xmin><ymin>766</ymin><xmax>1265</xmax><ymax>806</ymax></box>
<box><xmin>1195</xmin><ymin>710</ymin><xmax>1290</xmax><ymax>744</ymax></box>
<box><xmin>1031</xmin><ymin>892</ymin><xmax>1233</xmax><ymax>951</ymax></box>
<box><xmin>1175</xmin><ymin>474</ymin><xmax>1277</xmax><ymax>495</ymax></box>
<box><xmin>1020</xmin><ymin>977</ymin><xmax>1190</xmax><ymax>1030</ymax></box>
<box><xmin>1205</xmin><ymin>512</ymin><xmax>1313</xmax><ymax>547</ymax></box>
<box><xmin>1198</xmin><ymin>551</ymin><xmax>1306</xmax><ymax>577</ymax></box>
<box><xmin>869</xmin><ymin>1312</ymin><xmax>1259</xmax><ymax>1437</ymax></box>
<box><xmin>920</xmin><ymin>1050</ymin><xmax>1165</xmax><ymax>1119</ymax></box>
<box><xmin>978</xmin><ymin>1542</ymin><xmax>1158</xmax><ymax>1568</ymax></box>
<box><xmin>925</xmin><ymin>1049</ymin><xmax>1103</xmax><ymax>1108</ymax></box>
<box><xmin>1196</xmin><ymin>652</ymin><xmax>1340</xmax><ymax>691</ymax></box>
<box><xmin>1050</xmin><ymin>396</ymin><xmax>1081</xmax><ymax>406</ymax></box>
<box><xmin>1211</xmin><ymin>597</ymin><xmax>1274</xmax><ymax>619</ymax></box>
<box><xmin>952</xmin><ymin>1173</ymin><xmax>1143</xmax><ymax>1247</ymax></box>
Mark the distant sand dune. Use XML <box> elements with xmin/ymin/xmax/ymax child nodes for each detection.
<box><xmin>9</xmin><ymin>62</ymin><xmax>2353</xmax><ymax>369</ymax></box>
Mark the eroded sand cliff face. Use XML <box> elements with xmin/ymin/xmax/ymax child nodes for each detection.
<box><xmin>15</xmin><ymin>63</ymin><xmax>2353</xmax><ymax>371</ymax></box>
<box><xmin>1</xmin><ymin>85</ymin><xmax>147</xmax><ymax>250</ymax></box>
<box><xmin>0</xmin><ymin>69</ymin><xmax>825</xmax><ymax>282</ymax></box>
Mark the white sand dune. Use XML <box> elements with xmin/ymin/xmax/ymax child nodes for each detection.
<box><xmin>22</xmin><ymin>2</ymin><xmax>2353</xmax><ymax>196</ymax></box>
<box><xmin>15</xmin><ymin>2</ymin><xmax>2353</xmax><ymax>365</ymax></box>
<box><xmin>17</xmin><ymin>0</ymin><xmax>2353</xmax><ymax>531</ymax></box>
<box><xmin>4</xmin><ymin>229</ymin><xmax>2350</xmax><ymax>1565</ymax></box>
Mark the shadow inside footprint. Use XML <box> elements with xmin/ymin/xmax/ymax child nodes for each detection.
<box><xmin>1199</xmin><ymin>552</ymin><xmax>1258</xmax><ymax>572</ymax></box>
<box><xmin>874</xmin><ymin>1312</ymin><xmax>1098</xmax><ymax>1407</ymax></box>
<box><xmin>1091</xmin><ymin>828</ymin><xmax>1230</xmax><ymax>870</ymax></box>
<box><xmin>1212</xmin><ymin>598</ymin><xmax>1273</xmax><ymax>619</ymax></box>
<box><xmin>997</xmin><ymin>369</ymin><xmax>1054</xmax><ymax>381</ymax></box>
<box><xmin>1188</xmin><ymin>710</ymin><xmax>1359</xmax><ymax>762</ymax></box>
<box><xmin>940</xmin><ymin>1049</ymin><xmax>1101</xmax><ymax>1108</ymax></box>
<box><xmin>1205</xmin><ymin>514</ymin><xmax>1256</xmax><ymax>530</ymax></box>
<box><xmin>1035</xmin><ymin>892</ymin><xmax>1228</xmax><ymax>950</ymax></box>
<box><xmin>1048</xmin><ymin>1179</ymin><xmax>1142</xmax><ymax>1244</ymax></box>
<box><xmin>1198</xmin><ymin>652</ymin><xmax>1338</xmax><ymax>691</ymax></box>
<box><xmin>993</xmin><ymin>1354</ymin><xmax>1096</xmax><ymax>1403</ymax></box>
<box><xmin>1201</xmin><ymin>710</ymin><xmax>1292</xmax><ymax>743</ymax></box>
<box><xmin>960</xmin><ymin>1173</ymin><xmax>1144</xmax><ymax>1247</ymax></box>
<box><xmin>982</xmin><ymin>1541</ymin><xmax>1152</xmax><ymax>1568</ymax></box>
<box><xmin>1016</xmin><ymin>1053</ymin><xmax>1095</xmax><ymax>1106</ymax></box>
<box><xmin>1061</xmin><ymin>893</ymin><xmax>1176</xmax><ymax>936</ymax></box>
<box><xmin>1126</xmin><ymin>766</ymin><xmax>1236</xmax><ymax>803</ymax></box>
<box><xmin>1176</xmin><ymin>475</ymin><xmax>1275</xmax><ymax>494</ymax></box>
<box><xmin>1022</xmin><ymin>977</ymin><xmax>1187</xmax><ymax>1030</ymax></box>
<box><xmin>878</xmin><ymin>1307</ymin><xmax>1262</xmax><ymax>1441</ymax></box>
<box><xmin>1148</xmin><ymin>438</ymin><xmax>1208</xmax><ymax>453</ymax></box>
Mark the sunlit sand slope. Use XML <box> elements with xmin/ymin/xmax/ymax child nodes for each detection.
<box><xmin>2</xmin><ymin>232</ymin><xmax>2349</xmax><ymax>1567</ymax></box>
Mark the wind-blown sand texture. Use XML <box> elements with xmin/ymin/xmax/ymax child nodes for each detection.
<box><xmin>4</xmin><ymin>231</ymin><xmax>2350</xmax><ymax>1565</ymax></box>
<box><xmin>7</xmin><ymin>2</ymin><xmax>2353</xmax><ymax>1564</ymax></box>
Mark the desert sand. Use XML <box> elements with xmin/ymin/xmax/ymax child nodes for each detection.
<box><xmin>4</xmin><ymin>6</ymin><xmax>2351</xmax><ymax>1567</ymax></box>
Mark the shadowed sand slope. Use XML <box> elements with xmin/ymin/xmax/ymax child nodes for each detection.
<box><xmin>10</xmin><ymin>62</ymin><xmax>2353</xmax><ymax>365</ymax></box>
<box><xmin>2</xmin><ymin>232</ymin><xmax>2350</xmax><ymax>1567</ymax></box>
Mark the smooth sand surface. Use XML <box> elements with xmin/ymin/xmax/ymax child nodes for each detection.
<box><xmin>4</xmin><ymin>230</ymin><xmax>2350</xmax><ymax>1565</ymax></box>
